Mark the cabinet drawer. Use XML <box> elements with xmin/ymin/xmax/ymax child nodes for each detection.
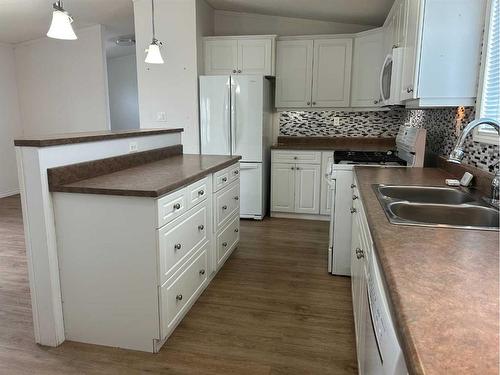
<box><xmin>159</xmin><ymin>245</ymin><xmax>208</xmax><ymax>338</ymax></box>
<box><xmin>187</xmin><ymin>176</ymin><xmax>209</xmax><ymax>209</ymax></box>
<box><xmin>158</xmin><ymin>201</ymin><xmax>208</xmax><ymax>284</ymax></box>
<box><xmin>213</xmin><ymin>162</ymin><xmax>240</xmax><ymax>192</ymax></box>
<box><xmin>271</xmin><ymin>150</ymin><xmax>321</xmax><ymax>164</ymax></box>
<box><xmin>157</xmin><ymin>188</ymin><xmax>187</xmax><ymax>228</ymax></box>
<box><xmin>216</xmin><ymin>214</ymin><xmax>240</xmax><ymax>266</ymax></box>
<box><xmin>214</xmin><ymin>180</ymin><xmax>240</xmax><ymax>231</ymax></box>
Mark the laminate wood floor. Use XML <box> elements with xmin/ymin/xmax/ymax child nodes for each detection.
<box><xmin>0</xmin><ymin>195</ymin><xmax>357</xmax><ymax>374</ymax></box>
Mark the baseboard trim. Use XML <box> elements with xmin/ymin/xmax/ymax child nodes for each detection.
<box><xmin>0</xmin><ymin>189</ymin><xmax>20</xmax><ymax>198</ymax></box>
<box><xmin>270</xmin><ymin>212</ymin><xmax>330</xmax><ymax>221</ymax></box>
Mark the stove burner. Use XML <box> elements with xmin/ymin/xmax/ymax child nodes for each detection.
<box><xmin>334</xmin><ymin>150</ymin><xmax>406</xmax><ymax>165</ymax></box>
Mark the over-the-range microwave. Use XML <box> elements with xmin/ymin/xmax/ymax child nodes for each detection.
<box><xmin>379</xmin><ymin>47</ymin><xmax>404</xmax><ymax>106</ymax></box>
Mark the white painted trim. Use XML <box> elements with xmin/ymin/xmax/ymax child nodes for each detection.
<box><xmin>0</xmin><ymin>189</ymin><xmax>20</xmax><ymax>198</ymax></box>
<box><xmin>275</xmin><ymin>106</ymin><xmax>390</xmax><ymax>112</ymax></box>
<box><xmin>203</xmin><ymin>35</ymin><xmax>277</xmax><ymax>40</ymax></box>
<box><xmin>278</xmin><ymin>34</ymin><xmax>355</xmax><ymax>41</ymax></box>
<box><xmin>270</xmin><ymin>211</ymin><xmax>329</xmax><ymax>221</ymax></box>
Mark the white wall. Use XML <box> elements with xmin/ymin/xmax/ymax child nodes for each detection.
<box><xmin>134</xmin><ymin>0</ymin><xmax>212</xmax><ymax>153</ymax></box>
<box><xmin>14</xmin><ymin>25</ymin><xmax>110</xmax><ymax>136</ymax></box>
<box><xmin>107</xmin><ymin>54</ymin><xmax>140</xmax><ymax>131</ymax></box>
<box><xmin>196</xmin><ymin>0</ymin><xmax>215</xmax><ymax>75</ymax></box>
<box><xmin>214</xmin><ymin>10</ymin><xmax>372</xmax><ymax>36</ymax></box>
<box><xmin>0</xmin><ymin>43</ymin><xmax>21</xmax><ymax>197</ymax></box>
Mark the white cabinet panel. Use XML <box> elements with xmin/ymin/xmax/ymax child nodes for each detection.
<box><xmin>320</xmin><ymin>152</ymin><xmax>334</xmax><ymax>216</ymax></box>
<box><xmin>157</xmin><ymin>187</ymin><xmax>187</xmax><ymax>228</ymax></box>
<box><xmin>271</xmin><ymin>150</ymin><xmax>321</xmax><ymax>164</ymax></box>
<box><xmin>275</xmin><ymin>40</ymin><xmax>314</xmax><ymax>108</ymax></box>
<box><xmin>311</xmin><ymin>38</ymin><xmax>353</xmax><ymax>107</ymax></box>
<box><xmin>237</xmin><ymin>39</ymin><xmax>273</xmax><ymax>75</ymax></box>
<box><xmin>216</xmin><ymin>214</ymin><xmax>240</xmax><ymax>267</ymax></box>
<box><xmin>351</xmin><ymin>30</ymin><xmax>384</xmax><ymax>107</ymax></box>
<box><xmin>271</xmin><ymin>163</ymin><xmax>295</xmax><ymax>212</ymax></box>
<box><xmin>400</xmin><ymin>0</ymin><xmax>421</xmax><ymax>100</ymax></box>
<box><xmin>204</xmin><ymin>39</ymin><xmax>238</xmax><ymax>75</ymax></box>
<box><xmin>294</xmin><ymin>164</ymin><xmax>321</xmax><ymax>214</ymax></box>
<box><xmin>214</xmin><ymin>180</ymin><xmax>240</xmax><ymax>231</ymax></box>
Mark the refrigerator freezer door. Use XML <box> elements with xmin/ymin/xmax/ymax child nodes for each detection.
<box><xmin>239</xmin><ymin>162</ymin><xmax>263</xmax><ymax>219</ymax></box>
<box><xmin>200</xmin><ymin>76</ymin><xmax>231</xmax><ymax>155</ymax></box>
<box><xmin>231</xmin><ymin>76</ymin><xmax>263</xmax><ymax>162</ymax></box>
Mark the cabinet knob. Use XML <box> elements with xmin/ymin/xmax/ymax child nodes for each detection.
<box><xmin>392</xmin><ymin>44</ymin><xmax>399</xmax><ymax>49</ymax></box>
<box><xmin>176</xmin><ymin>294</ymin><xmax>183</xmax><ymax>301</ymax></box>
<box><xmin>307</xmin><ymin>101</ymin><xmax>311</xmax><ymax>105</ymax></box>
<box><xmin>234</xmin><ymin>170</ymin><xmax>239</xmax><ymax>175</ymax></box>
<box><xmin>174</xmin><ymin>243</ymin><xmax>182</xmax><ymax>250</ymax></box>
<box><xmin>238</xmin><ymin>69</ymin><xmax>242</xmax><ymax>73</ymax></box>
<box><xmin>356</xmin><ymin>248</ymin><xmax>365</xmax><ymax>259</ymax></box>
<box><xmin>234</xmin><ymin>228</ymin><xmax>239</xmax><ymax>233</ymax></box>
<box><xmin>222</xmin><ymin>177</ymin><xmax>227</xmax><ymax>182</ymax></box>
<box><xmin>350</xmin><ymin>208</ymin><xmax>357</xmax><ymax>214</ymax></box>
<box><xmin>352</xmin><ymin>195</ymin><xmax>359</xmax><ymax>200</ymax></box>
<box><xmin>350</xmin><ymin>184</ymin><xmax>356</xmax><ymax>189</ymax></box>
<box><xmin>222</xmin><ymin>205</ymin><xmax>228</xmax><ymax>210</ymax></box>
<box><xmin>234</xmin><ymin>196</ymin><xmax>239</xmax><ymax>201</ymax></box>
<box><xmin>312</xmin><ymin>101</ymin><xmax>316</xmax><ymax>105</ymax></box>
<box><xmin>291</xmin><ymin>167</ymin><xmax>295</xmax><ymax>170</ymax></box>
<box><xmin>198</xmin><ymin>224</ymin><xmax>204</xmax><ymax>231</ymax></box>
<box><xmin>407</xmin><ymin>87</ymin><xmax>414</xmax><ymax>93</ymax></box>
<box><xmin>296</xmin><ymin>167</ymin><xmax>301</xmax><ymax>170</ymax></box>
<box><xmin>173</xmin><ymin>203</ymin><xmax>181</xmax><ymax>210</ymax></box>
<box><xmin>199</xmin><ymin>269</ymin><xmax>206</xmax><ymax>275</ymax></box>
<box><xmin>198</xmin><ymin>190</ymin><xmax>205</xmax><ymax>196</ymax></box>
<box><xmin>373</xmin><ymin>100</ymin><xmax>379</xmax><ymax>104</ymax></box>
<box><xmin>232</xmin><ymin>69</ymin><xmax>237</xmax><ymax>73</ymax></box>
<box><xmin>222</xmin><ymin>242</ymin><xmax>228</xmax><ymax>247</ymax></box>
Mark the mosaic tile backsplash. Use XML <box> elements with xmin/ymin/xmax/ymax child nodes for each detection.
<box><xmin>279</xmin><ymin>108</ymin><xmax>499</xmax><ymax>173</ymax></box>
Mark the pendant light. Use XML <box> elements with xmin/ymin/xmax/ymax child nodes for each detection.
<box><xmin>145</xmin><ymin>0</ymin><xmax>164</xmax><ymax>64</ymax></box>
<box><xmin>47</xmin><ymin>1</ymin><xmax>77</xmax><ymax>40</ymax></box>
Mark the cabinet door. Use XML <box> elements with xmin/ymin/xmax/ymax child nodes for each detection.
<box><xmin>275</xmin><ymin>40</ymin><xmax>314</xmax><ymax>108</ymax></box>
<box><xmin>271</xmin><ymin>163</ymin><xmax>295</xmax><ymax>213</ymax></box>
<box><xmin>351</xmin><ymin>30</ymin><xmax>384</xmax><ymax>107</ymax></box>
<box><xmin>294</xmin><ymin>164</ymin><xmax>320</xmax><ymax>214</ymax></box>
<box><xmin>320</xmin><ymin>152</ymin><xmax>334</xmax><ymax>216</ymax></box>
<box><xmin>400</xmin><ymin>0</ymin><xmax>421</xmax><ymax>100</ymax></box>
<box><xmin>237</xmin><ymin>39</ymin><xmax>273</xmax><ymax>75</ymax></box>
<box><xmin>204</xmin><ymin>39</ymin><xmax>238</xmax><ymax>75</ymax></box>
<box><xmin>311</xmin><ymin>38</ymin><xmax>353</xmax><ymax>107</ymax></box>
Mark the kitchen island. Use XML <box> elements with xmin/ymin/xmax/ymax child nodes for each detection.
<box><xmin>353</xmin><ymin>166</ymin><xmax>499</xmax><ymax>375</ymax></box>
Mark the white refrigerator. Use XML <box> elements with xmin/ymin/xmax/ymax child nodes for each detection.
<box><xmin>199</xmin><ymin>75</ymin><xmax>272</xmax><ymax>220</ymax></box>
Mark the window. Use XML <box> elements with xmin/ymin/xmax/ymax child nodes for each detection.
<box><xmin>474</xmin><ymin>0</ymin><xmax>500</xmax><ymax>145</ymax></box>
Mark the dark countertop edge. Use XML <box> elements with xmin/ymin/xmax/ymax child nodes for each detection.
<box><xmin>50</xmin><ymin>156</ymin><xmax>241</xmax><ymax>198</ymax></box>
<box><xmin>271</xmin><ymin>136</ymin><xmax>397</xmax><ymax>151</ymax></box>
<box><xmin>14</xmin><ymin>128</ymin><xmax>184</xmax><ymax>147</ymax></box>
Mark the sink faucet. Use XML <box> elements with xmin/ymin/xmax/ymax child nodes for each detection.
<box><xmin>448</xmin><ymin>117</ymin><xmax>500</xmax><ymax>207</ymax></box>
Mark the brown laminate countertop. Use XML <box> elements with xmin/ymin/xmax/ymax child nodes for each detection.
<box><xmin>271</xmin><ymin>136</ymin><xmax>397</xmax><ymax>151</ymax></box>
<box><xmin>14</xmin><ymin>128</ymin><xmax>183</xmax><ymax>147</ymax></box>
<box><xmin>50</xmin><ymin>154</ymin><xmax>241</xmax><ymax>197</ymax></box>
<box><xmin>354</xmin><ymin>166</ymin><xmax>499</xmax><ymax>375</ymax></box>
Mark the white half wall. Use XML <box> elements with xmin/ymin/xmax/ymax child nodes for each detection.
<box><xmin>14</xmin><ymin>25</ymin><xmax>110</xmax><ymax>136</ymax></box>
<box><xmin>214</xmin><ymin>10</ymin><xmax>372</xmax><ymax>36</ymax></box>
<box><xmin>0</xmin><ymin>43</ymin><xmax>21</xmax><ymax>197</ymax></box>
<box><xmin>107</xmin><ymin>54</ymin><xmax>140</xmax><ymax>131</ymax></box>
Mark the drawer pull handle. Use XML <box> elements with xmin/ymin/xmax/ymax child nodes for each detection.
<box><xmin>176</xmin><ymin>294</ymin><xmax>183</xmax><ymax>301</ymax></box>
<box><xmin>234</xmin><ymin>170</ymin><xmax>239</xmax><ymax>175</ymax></box>
<box><xmin>234</xmin><ymin>228</ymin><xmax>239</xmax><ymax>233</ymax></box>
<box><xmin>198</xmin><ymin>224</ymin><xmax>205</xmax><ymax>231</ymax></box>
<box><xmin>173</xmin><ymin>203</ymin><xmax>181</xmax><ymax>210</ymax></box>
<box><xmin>350</xmin><ymin>208</ymin><xmax>357</xmax><ymax>214</ymax></box>
<box><xmin>351</xmin><ymin>184</ymin><xmax>356</xmax><ymax>189</ymax></box>
<box><xmin>293</xmin><ymin>156</ymin><xmax>298</xmax><ymax>160</ymax></box>
<box><xmin>199</xmin><ymin>269</ymin><xmax>206</xmax><ymax>275</ymax></box>
<box><xmin>238</xmin><ymin>69</ymin><xmax>242</xmax><ymax>73</ymax></box>
<box><xmin>174</xmin><ymin>243</ymin><xmax>182</xmax><ymax>250</ymax></box>
<box><xmin>222</xmin><ymin>177</ymin><xmax>227</xmax><ymax>182</ymax></box>
<box><xmin>234</xmin><ymin>196</ymin><xmax>239</xmax><ymax>201</ymax></box>
<box><xmin>352</xmin><ymin>195</ymin><xmax>359</xmax><ymax>200</ymax></box>
<box><xmin>198</xmin><ymin>190</ymin><xmax>205</xmax><ymax>196</ymax></box>
<box><xmin>222</xmin><ymin>242</ymin><xmax>228</xmax><ymax>247</ymax></box>
<box><xmin>222</xmin><ymin>205</ymin><xmax>228</xmax><ymax>210</ymax></box>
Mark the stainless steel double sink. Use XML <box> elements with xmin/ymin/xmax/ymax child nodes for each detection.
<box><xmin>373</xmin><ymin>185</ymin><xmax>500</xmax><ymax>231</ymax></box>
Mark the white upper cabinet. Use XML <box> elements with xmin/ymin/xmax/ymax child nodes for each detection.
<box><xmin>351</xmin><ymin>29</ymin><xmax>384</xmax><ymax>107</ymax></box>
<box><xmin>275</xmin><ymin>40</ymin><xmax>314</xmax><ymax>108</ymax></box>
<box><xmin>311</xmin><ymin>38</ymin><xmax>353</xmax><ymax>107</ymax></box>
<box><xmin>399</xmin><ymin>0</ymin><xmax>420</xmax><ymax>101</ymax></box>
<box><xmin>204</xmin><ymin>36</ymin><xmax>276</xmax><ymax>76</ymax></box>
<box><xmin>275</xmin><ymin>37</ymin><xmax>352</xmax><ymax>109</ymax></box>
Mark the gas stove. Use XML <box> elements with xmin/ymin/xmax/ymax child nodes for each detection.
<box><xmin>334</xmin><ymin>150</ymin><xmax>407</xmax><ymax>166</ymax></box>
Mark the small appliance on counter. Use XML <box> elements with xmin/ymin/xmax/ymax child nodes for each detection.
<box><xmin>326</xmin><ymin>126</ymin><xmax>426</xmax><ymax>275</ymax></box>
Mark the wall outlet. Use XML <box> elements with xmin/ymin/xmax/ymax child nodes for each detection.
<box><xmin>129</xmin><ymin>142</ymin><xmax>138</xmax><ymax>153</ymax></box>
<box><xmin>333</xmin><ymin>117</ymin><xmax>341</xmax><ymax>126</ymax></box>
<box><xmin>156</xmin><ymin>112</ymin><xmax>167</xmax><ymax>122</ymax></box>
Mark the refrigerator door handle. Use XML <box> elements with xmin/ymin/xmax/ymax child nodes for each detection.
<box><xmin>230</xmin><ymin>77</ymin><xmax>237</xmax><ymax>155</ymax></box>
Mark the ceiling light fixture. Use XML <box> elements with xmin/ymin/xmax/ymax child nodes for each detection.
<box><xmin>145</xmin><ymin>0</ymin><xmax>164</xmax><ymax>64</ymax></box>
<box><xmin>47</xmin><ymin>1</ymin><xmax>77</xmax><ymax>40</ymax></box>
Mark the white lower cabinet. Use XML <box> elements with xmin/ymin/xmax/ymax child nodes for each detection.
<box><xmin>271</xmin><ymin>150</ymin><xmax>330</xmax><ymax>219</ymax></box>
<box><xmin>53</xmin><ymin>162</ymin><xmax>240</xmax><ymax>353</ymax></box>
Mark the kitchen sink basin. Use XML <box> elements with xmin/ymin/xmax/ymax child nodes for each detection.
<box><xmin>373</xmin><ymin>184</ymin><xmax>500</xmax><ymax>231</ymax></box>
<box><xmin>387</xmin><ymin>202</ymin><xmax>500</xmax><ymax>230</ymax></box>
<box><xmin>377</xmin><ymin>185</ymin><xmax>475</xmax><ymax>204</ymax></box>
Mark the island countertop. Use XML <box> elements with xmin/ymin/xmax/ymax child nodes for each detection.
<box><xmin>354</xmin><ymin>166</ymin><xmax>499</xmax><ymax>375</ymax></box>
<box><xmin>48</xmin><ymin>152</ymin><xmax>241</xmax><ymax>197</ymax></box>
